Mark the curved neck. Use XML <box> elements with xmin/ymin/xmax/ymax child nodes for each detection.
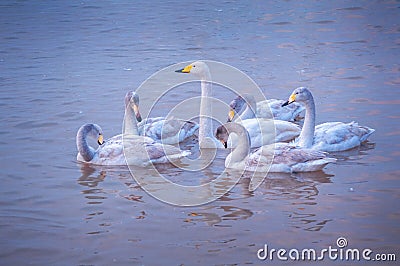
<box><xmin>238</xmin><ymin>97</ymin><xmax>257</xmax><ymax>120</ymax></box>
<box><xmin>123</xmin><ymin>105</ymin><xmax>139</xmax><ymax>135</ymax></box>
<box><xmin>298</xmin><ymin>96</ymin><xmax>315</xmax><ymax>148</ymax></box>
<box><xmin>77</xmin><ymin>128</ymin><xmax>95</xmax><ymax>161</ymax></box>
<box><xmin>224</xmin><ymin>123</ymin><xmax>251</xmax><ymax>164</ymax></box>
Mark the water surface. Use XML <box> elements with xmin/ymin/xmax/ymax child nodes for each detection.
<box><xmin>0</xmin><ymin>1</ymin><xmax>399</xmax><ymax>265</ymax></box>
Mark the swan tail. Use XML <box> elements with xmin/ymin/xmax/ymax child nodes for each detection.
<box><xmin>348</xmin><ymin>121</ymin><xmax>375</xmax><ymax>143</ymax></box>
<box><xmin>359</xmin><ymin>126</ymin><xmax>375</xmax><ymax>143</ymax></box>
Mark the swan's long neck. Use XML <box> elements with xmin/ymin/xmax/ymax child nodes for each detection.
<box><xmin>77</xmin><ymin>127</ymin><xmax>95</xmax><ymax>162</ymax></box>
<box><xmin>224</xmin><ymin>123</ymin><xmax>251</xmax><ymax>164</ymax></box>
<box><xmin>123</xmin><ymin>105</ymin><xmax>139</xmax><ymax>135</ymax></box>
<box><xmin>239</xmin><ymin>98</ymin><xmax>257</xmax><ymax>120</ymax></box>
<box><xmin>297</xmin><ymin>96</ymin><xmax>315</xmax><ymax>148</ymax></box>
<box><xmin>199</xmin><ymin>77</ymin><xmax>214</xmax><ymax>145</ymax></box>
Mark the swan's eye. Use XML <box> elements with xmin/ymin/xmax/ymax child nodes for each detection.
<box><xmin>193</xmin><ymin>65</ymin><xmax>196</xmax><ymax>68</ymax></box>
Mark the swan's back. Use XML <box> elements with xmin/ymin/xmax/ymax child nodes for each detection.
<box><xmin>273</xmin><ymin>119</ymin><xmax>301</xmax><ymax>142</ymax></box>
<box><xmin>120</xmin><ymin>134</ymin><xmax>190</xmax><ymax>166</ymax></box>
<box><xmin>244</xmin><ymin>143</ymin><xmax>335</xmax><ymax>173</ymax></box>
<box><xmin>227</xmin><ymin>118</ymin><xmax>300</xmax><ymax>148</ymax></box>
<box><xmin>86</xmin><ymin>134</ymin><xmax>126</xmax><ymax>165</ymax></box>
<box><xmin>138</xmin><ymin>118</ymin><xmax>199</xmax><ymax>145</ymax></box>
<box><xmin>257</xmin><ymin>99</ymin><xmax>305</xmax><ymax>121</ymax></box>
<box><xmin>79</xmin><ymin>133</ymin><xmax>189</xmax><ymax>166</ymax></box>
<box><xmin>313</xmin><ymin>121</ymin><xmax>375</xmax><ymax>152</ymax></box>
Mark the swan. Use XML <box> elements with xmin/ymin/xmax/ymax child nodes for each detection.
<box><xmin>175</xmin><ymin>61</ymin><xmax>224</xmax><ymax>148</ymax></box>
<box><xmin>215</xmin><ymin>122</ymin><xmax>336</xmax><ymax>173</ymax></box>
<box><xmin>125</xmin><ymin>91</ymin><xmax>198</xmax><ymax>144</ymax></box>
<box><xmin>228</xmin><ymin>93</ymin><xmax>305</xmax><ymax>122</ymax></box>
<box><xmin>76</xmin><ymin>92</ymin><xmax>190</xmax><ymax>166</ymax></box>
<box><xmin>137</xmin><ymin>117</ymin><xmax>198</xmax><ymax>145</ymax></box>
<box><xmin>128</xmin><ymin>92</ymin><xmax>198</xmax><ymax>144</ymax></box>
<box><xmin>282</xmin><ymin>87</ymin><xmax>375</xmax><ymax>152</ymax></box>
<box><xmin>226</xmin><ymin>118</ymin><xmax>301</xmax><ymax>149</ymax></box>
<box><xmin>226</xmin><ymin>93</ymin><xmax>301</xmax><ymax>148</ymax></box>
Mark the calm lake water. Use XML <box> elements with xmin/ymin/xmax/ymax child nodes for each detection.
<box><xmin>1</xmin><ymin>0</ymin><xmax>399</xmax><ymax>265</ymax></box>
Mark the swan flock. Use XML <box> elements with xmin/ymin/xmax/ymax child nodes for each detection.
<box><xmin>76</xmin><ymin>61</ymin><xmax>374</xmax><ymax>173</ymax></box>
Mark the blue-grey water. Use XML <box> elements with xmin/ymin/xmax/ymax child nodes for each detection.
<box><xmin>1</xmin><ymin>1</ymin><xmax>399</xmax><ymax>265</ymax></box>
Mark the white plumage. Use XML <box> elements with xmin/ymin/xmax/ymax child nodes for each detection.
<box><xmin>227</xmin><ymin>93</ymin><xmax>301</xmax><ymax>148</ymax></box>
<box><xmin>229</xmin><ymin>93</ymin><xmax>305</xmax><ymax>122</ymax></box>
<box><xmin>226</xmin><ymin>118</ymin><xmax>301</xmax><ymax>148</ymax></box>
<box><xmin>282</xmin><ymin>87</ymin><xmax>375</xmax><ymax>152</ymax></box>
<box><xmin>138</xmin><ymin>117</ymin><xmax>198</xmax><ymax>145</ymax></box>
<box><xmin>76</xmin><ymin>91</ymin><xmax>190</xmax><ymax>166</ymax></box>
<box><xmin>76</xmin><ymin>126</ymin><xmax>189</xmax><ymax>166</ymax></box>
<box><xmin>175</xmin><ymin>61</ymin><xmax>225</xmax><ymax>148</ymax></box>
<box><xmin>216</xmin><ymin>123</ymin><xmax>336</xmax><ymax>173</ymax></box>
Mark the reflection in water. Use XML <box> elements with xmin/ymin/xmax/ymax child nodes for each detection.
<box><xmin>262</xmin><ymin>171</ymin><xmax>334</xmax><ymax>232</ymax></box>
<box><xmin>2</xmin><ymin>0</ymin><xmax>398</xmax><ymax>264</ymax></box>
<box><xmin>75</xmin><ymin>147</ymin><xmax>338</xmax><ymax>233</ymax></box>
<box><xmin>77</xmin><ymin>163</ymin><xmax>138</xmax><ymax>200</ymax></box>
<box><xmin>177</xmin><ymin>170</ymin><xmax>335</xmax><ymax>230</ymax></box>
<box><xmin>76</xmin><ymin>163</ymin><xmax>150</xmax><ymax>234</ymax></box>
<box><xmin>77</xmin><ymin>164</ymin><xmax>107</xmax><ymax>188</ymax></box>
<box><xmin>77</xmin><ymin>164</ymin><xmax>108</xmax><ymax>204</ymax></box>
<box><xmin>184</xmin><ymin>205</ymin><xmax>254</xmax><ymax>227</ymax></box>
<box><xmin>330</xmin><ymin>141</ymin><xmax>376</xmax><ymax>165</ymax></box>
<box><xmin>263</xmin><ymin>171</ymin><xmax>332</xmax><ymax>199</ymax></box>
<box><xmin>76</xmin><ymin>157</ymin><xmax>336</xmax><ymax>231</ymax></box>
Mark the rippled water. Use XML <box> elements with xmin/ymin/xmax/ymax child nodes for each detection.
<box><xmin>1</xmin><ymin>1</ymin><xmax>399</xmax><ymax>265</ymax></box>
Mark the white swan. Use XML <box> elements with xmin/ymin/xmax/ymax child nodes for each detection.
<box><xmin>215</xmin><ymin>122</ymin><xmax>336</xmax><ymax>173</ymax></box>
<box><xmin>137</xmin><ymin>117</ymin><xmax>198</xmax><ymax>145</ymax></box>
<box><xmin>76</xmin><ymin>92</ymin><xmax>190</xmax><ymax>166</ymax></box>
<box><xmin>125</xmin><ymin>91</ymin><xmax>198</xmax><ymax>144</ymax></box>
<box><xmin>226</xmin><ymin>118</ymin><xmax>301</xmax><ymax>149</ymax></box>
<box><xmin>228</xmin><ymin>93</ymin><xmax>305</xmax><ymax>122</ymax></box>
<box><xmin>282</xmin><ymin>87</ymin><xmax>375</xmax><ymax>152</ymax></box>
<box><xmin>127</xmin><ymin>91</ymin><xmax>198</xmax><ymax>145</ymax></box>
<box><xmin>175</xmin><ymin>61</ymin><xmax>224</xmax><ymax>148</ymax></box>
<box><xmin>226</xmin><ymin>93</ymin><xmax>301</xmax><ymax>148</ymax></box>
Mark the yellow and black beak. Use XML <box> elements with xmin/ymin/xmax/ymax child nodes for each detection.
<box><xmin>227</xmin><ymin>109</ymin><xmax>235</xmax><ymax>122</ymax></box>
<box><xmin>133</xmin><ymin>103</ymin><xmax>142</xmax><ymax>122</ymax></box>
<box><xmin>97</xmin><ymin>134</ymin><xmax>104</xmax><ymax>145</ymax></box>
<box><xmin>220</xmin><ymin>139</ymin><xmax>228</xmax><ymax>149</ymax></box>
<box><xmin>282</xmin><ymin>93</ymin><xmax>296</xmax><ymax>107</ymax></box>
<box><xmin>175</xmin><ymin>64</ymin><xmax>193</xmax><ymax>73</ymax></box>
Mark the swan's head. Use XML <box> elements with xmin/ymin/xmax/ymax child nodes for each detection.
<box><xmin>175</xmin><ymin>61</ymin><xmax>209</xmax><ymax>78</ymax></box>
<box><xmin>80</xmin><ymin>123</ymin><xmax>104</xmax><ymax>145</ymax></box>
<box><xmin>215</xmin><ymin>124</ymin><xmax>229</xmax><ymax>148</ymax></box>
<box><xmin>227</xmin><ymin>95</ymin><xmax>245</xmax><ymax>122</ymax></box>
<box><xmin>227</xmin><ymin>93</ymin><xmax>256</xmax><ymax>122</ymax></box>
<box><xmin>282</xmin><ymin>87</ymin><xmax>312</xmax><ymax>107</ymax></box>
<box><xmin>215</xmin><ymin>122</ymin><xmax>250</xmax><ymax>149</ymax></box>
<box><xmin>124</xmin><ymin>91</ymin><xmax>142</xmax><ymax>122</ymax></box>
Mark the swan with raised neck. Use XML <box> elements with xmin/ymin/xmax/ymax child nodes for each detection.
<box><xmin>123</xmin><ymin>91</ymin><xmax>142</xmax><ymax>136</ymax></box>
<box><xmin>282</xmin><ymin>87</ymin><xmax>315</xmax><ymax>148</ymax></box>
<box><xmin>282</xmin><ymin>87</ymin><xmax>375</xmax><ymax>152</ymax></box>
<box><xmin>175</xmin><ymin>61</ymin><xmax>224</xmax><ymax>148</ymax></box>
